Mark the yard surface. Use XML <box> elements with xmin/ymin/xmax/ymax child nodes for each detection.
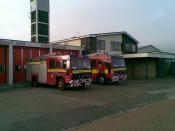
<box><xmin>0</xmin><ymin>79</ymin><xmax>175</xmax><ymax>131</ymax></box>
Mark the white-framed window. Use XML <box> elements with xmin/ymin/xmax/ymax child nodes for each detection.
<box><xmin>97</xmin><ymin>40</ymin><xmax>105</xmax><ymax>50</ymax></box>
<box><xmin>110</xmin><ymin>41</ymin><xmax>121</xmax><ymax>51</ymax></box>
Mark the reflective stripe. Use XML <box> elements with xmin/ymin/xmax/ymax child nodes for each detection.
<box><xmin>112</xmin><ymin>68</ymin><xmax>126</xmax><ymax>71</ymax></box>
<box><xmin>72</xmin><ymin>70</ymin><xmax>91</xmax><ymax>74</ymax></box>
<box><xmin>105</xmin><ymin>69</ymin><xmax>108</xmax><ymax>74</ymax></box>
<box><xmin>48</xmin><ymin>69</ymin><xmax>66</xmax><ymax>73</ymax></box>
<box><xmin>28</xmin><ymin>61</ymin><xmax>46</xmax><ymax>65</ymax></box>
<box><xmin>92</xmin><ymin>69</ymin><xmax>98</xmax><ymax>74</ymax></box>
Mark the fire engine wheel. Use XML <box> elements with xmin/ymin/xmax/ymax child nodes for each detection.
<box><xmin>57</xmin><ymin>79</ymin><xmax>65</xmax><ymax>90</ymax></box>
<box><xmin>32</xmin><ymin>81</ymin><xmax>38</xmax><ymax>87</ymax></box>
<box><xmin>99</xmin><ymin>76</ymin><xmax>105</xmax><ymax>85</ymax></box>
<box><xmin>31</xmin><ymin>77</ymin><xmax>38</xmax><ymax>87</ymax></box>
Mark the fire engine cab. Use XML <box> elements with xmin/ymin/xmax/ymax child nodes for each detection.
<box><xmin>26</xmin><ymin>54</ymin><xmax>92</xmax><ymax>89</ymax></box>
<box><xmin>89</xmin><ymin>52</ymin><xmax>127</xmax><ymax>84</ymax></box>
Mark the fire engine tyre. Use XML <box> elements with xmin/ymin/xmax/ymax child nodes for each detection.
<box><xmin>31</xmin><ymin>77</ymin><xmax>38</xmax><ymax>87</ymax></box>
<box><xmin>98</xmin><ymin>76</ymin><xmax>105</xmax><ymax>85</ymax></box>
<box><xmin>31</xmin><ymin>80</ymin><xmax>38</xmax><ymax>87</ymax></box>
<box><xmin>56</xmin><ymin>79</ymin><xmax>65</xmax><ymax>90</ymax></box>
<box><xmin>114</xmin><ymin>81</ymin><xmax>119</xmax><ymax>84</ymax></box>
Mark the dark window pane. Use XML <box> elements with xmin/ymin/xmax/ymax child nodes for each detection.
<box><xmin>38</xmin><ymin>23</ymin><xmax>48</xmax><ymax>36</ymax></box>
<box><xmin>31</xmin><ymin>24</ymin><xmax>36</xmax><ymax>36</ymax></box>
<box><xmin>15</xmin><ymin>65</ymin><xmax>21</xmax><ymax>71</ymax></box>
<box><xmin>31</xmin><ymin>11</ymin><xmax>36</xmax><ymax>23</ymax></box>
<box><xmin>0</xmin><ymin>65</ymin><xmax>5</xmax><ymax>73</ymax></box>
<box><xmin>38</xmin><ymin>10</ymin><xmax>48</xmax><ymax>23</ymax></box>
<box><xmin>31</xmin><ymin>36</ymin><xmax>36</xmax><ymax>42</ymax></box>
<box><xmin>125</xmin><ymin>43</ymin><xmax>136</xmax><ymax>52</ymax></box>
<box><xmin>38</xmin><ymin>36</ymin><xmax>48</xmax><ymax>43</ymax></box>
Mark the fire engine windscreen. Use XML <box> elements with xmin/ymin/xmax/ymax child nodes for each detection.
<box><xmin>112</xmin><ymin>57</ymin><xmax>125</xmax><ymax>68</ymax></box>
<box><xmin>71</xmin><ymin>59</ymin><xmax>91</xmax><ymax>70</ymax></box>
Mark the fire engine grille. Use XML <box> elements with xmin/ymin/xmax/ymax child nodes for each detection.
<box><xmin>113</xmin><ymin>70</ymin><xmax>127</xmax><ymax>76</ymax></box>
<box><xmin>72</xmin><ymin>72</ymin><xmax>92</xmax><ymax>80</ymax></box>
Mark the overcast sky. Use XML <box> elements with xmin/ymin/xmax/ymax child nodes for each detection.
<box><xmin>0</xmin><ymin>0</ymin><xmax>175</xmax><ymax>52</ymax></box>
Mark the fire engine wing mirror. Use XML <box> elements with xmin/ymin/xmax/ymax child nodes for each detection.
<box><xmin>106</xmin><ymin>62</ymin><xmax>111</xmax><ymax>67</ymax></box>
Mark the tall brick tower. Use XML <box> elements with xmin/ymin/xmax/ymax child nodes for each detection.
<box><xmin>30</xmin><ymin>0</ymin><xmax>50</xmax><ymax>43</ymax></box>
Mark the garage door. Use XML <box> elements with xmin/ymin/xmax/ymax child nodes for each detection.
<box><xmin>0</xmin><ymin>47</ymin><xmax>6</xmax><ymax>84</ymax></box>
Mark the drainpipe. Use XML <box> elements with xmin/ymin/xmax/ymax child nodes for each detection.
<box><xmin>9</xmin><ymin>44</ymin><xmax>13</xmax><ymax>85</ymax></box>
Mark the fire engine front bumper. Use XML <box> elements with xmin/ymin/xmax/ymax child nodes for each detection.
<box><xmin>112</xmin><ymin>75</ymin><xmax>127</xmax><ymax>82</ymax></box>
<box><xmin>69</xmin><ymin>78</ymin><xmax>92</xmax><ymax>87</ymax></box>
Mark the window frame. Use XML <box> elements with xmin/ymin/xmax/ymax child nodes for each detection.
<box><xmin>110</xmin><ymin>41</ymin><xmax>121</xmax><ymax>51</ymax></box>
<box><xmin>97</xmin><ymin>40</ymin><xmax>106</xmax><ymax>50</ymax></box>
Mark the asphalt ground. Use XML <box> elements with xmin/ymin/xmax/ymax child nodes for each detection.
<box><xmin>72</xmin><ymin>100</ymin><xmax>175</xmax><ymax>131</ymax></box>
<box><xmin>0</xmin><ymin>79</ymin><xmax>175</xmax><ymax>131</ymax></box>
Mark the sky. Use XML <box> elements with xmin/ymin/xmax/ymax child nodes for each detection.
<box><xmin>0</xmin><ymin>0</ymin><xmax>175</xmax><ymax>52</ymax></box>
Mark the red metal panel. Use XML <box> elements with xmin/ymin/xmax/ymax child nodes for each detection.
<box><xmin>23</xmin><ymin>48</ymin><xmax>30</xmax><ymax>81</ymax></box>
<box><xmin>53</xmin><ymin>49</ymin><xmax>58</xmax><ymax>55</ymax></box>
<box><xmin>40</xmin><ymin>48</ymin><xmax>49</xmax><ymax>56</ymax></box>
<box><xmin>5</xmin><ymin>47</ymin><xmax>9</xmax><ymax>83</ymax></box>
<box><xmin>23</xmin><ymin>48</ymin><xmax>30</xmax><ymax>65</ymax></box>
<box><xmin>32</xmin><ymin>48</ymin><xmax>39</xmax><ymax>58</ymax></box>
<box><xmin>0</xmin><ymin>47</ymin><xmax>6</xmax><ymax>84</ymax></box>
<box><xmin>13</xmin><ymin>47</ymin><xmax>23</xmax><ymax>83</ymax></box>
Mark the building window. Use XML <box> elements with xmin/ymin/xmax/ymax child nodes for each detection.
<box><xmin>38</xmin><ymin>36</ymin><xmax>49</xmax><ymax>43</ymax></box>
<box><xmin>31</xmin><ymin>24</ymin><xmax>36</xmax><ymax>36</ymax></box>
<box><xmin>97</xmin><ymin>40</ymin><xmax>105</xmax><ymax>50</ymax></box>
<box><xmin>38</xmin><ymin>10</ymin><xmax>49</xmax><ymax>23</ymax></box>
<box><xmin>0</xmin><ymin>65</ymin><xmax>5</xmax><ymax>73</ymax></box>
<box><xmin>38</xmin><ymin>23</ymin><xmax>49</xmax><ymax>36</ymax></box>
<box><xmin>31</xmin><ymin>36</ymin><xmax>36</xmax><ymax>42</ymax></box>
<box><xmin>15</xmin><ymin>65</ymin><xmax>21</xmax><ymax>71</ymax></box>
<box><xmin>125</xmin><ymin>44</ymin><xmax>136</xmax><ymax>52</ymax></box>
<box><xmin>110</xmin><ymin>42</ymin><xmax>121</xmax><ymax>51</ymax></box>
<box><xmin>31</xmin><ymin>11</ymin><xmax>36</xmax><ymax>23</ymax></box>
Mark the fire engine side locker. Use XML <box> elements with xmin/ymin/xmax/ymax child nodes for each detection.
<box><xmin>38</xmin><ymin>63</ymin><xmax>47</xmax><ymax>83</ymax></box>
<box><xmin>27</xmin><ymin>62</ymin><xmax>47</xmax><ymax>84</ymax></box>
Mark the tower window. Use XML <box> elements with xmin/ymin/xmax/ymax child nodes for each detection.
<box><xmin>38</xmin><ymin>23</ymin><xmax>48</xmax><ymax>36</ymax></box>
<box><xmin>38</xmin><ymin>10</ymin><xmax>49</xmax><ymax>23</ymax></box>
<box><xmin>31</xmin><ymin>37</ymin><xmax>36</xmax><ymax>42</ymax></box>
<box><xmin>31</xmin><ymin>11</ymin><xmax>36</xmax><ymax>23</ymax></box>
<box><xmin>31</xmin><ymin>24</ymin><xmax>36</xmax><ymax>36</ymax></box>
<box><xmin>38</xmin><ymin>36</ymin><xmax>49</xmax><ymax>43</ymax></box>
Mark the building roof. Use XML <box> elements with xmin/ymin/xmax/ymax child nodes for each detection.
<box><xmin>52</xmin><ymin>31</ymin><xmax>139</xmax><ymax>44</ymax></box>
<box><xmin>122</xmin><ymin>52</ymin><xmax>175</xmax><ymax>59</ymax></box>
<box><xmin>0</xmin><ymin>39</ymin><xmax>82</xmax><ymax>51</ymax></box>
<box><xmin>138</xmin><ymin>45</ymin><xmax>161</xmax><ymax>53</ymax></box>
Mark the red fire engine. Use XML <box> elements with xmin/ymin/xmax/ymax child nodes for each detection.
<box><xmin>26</xmin><ymin>54</ymin><xmax>92</xmax><ymax>89</ymax></box>
<box><xmin>89</xmin><ymin>52</ymin><xmax>127</xmax><ymax>84</ymax></box>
